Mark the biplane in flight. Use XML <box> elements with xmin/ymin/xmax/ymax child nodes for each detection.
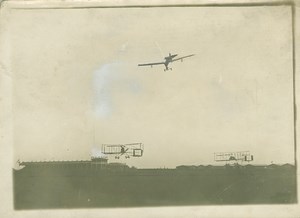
<box><xmin>138</xmin><ymin>53</ymin><xmax>195</xmax><ymax>71</ymax></box>
<box><xmin>101</xmin><ymin>143</ymin><xmax>144</xmax><ymax>159</ymax></box>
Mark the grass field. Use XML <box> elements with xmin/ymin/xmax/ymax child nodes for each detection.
<box><xmin>13</xmin><ymin>165</ymin><xmax>297</xmax><ymax>209</ymax></box>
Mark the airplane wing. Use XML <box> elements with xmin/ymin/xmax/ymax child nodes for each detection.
<box><xmin>172</xmin><ymin>54</ymin><xmax>195</xmax><ymax>62</ymax></box>
<box><xmin>138</xmin><ymin>62</ymin><xmax>165</xmax><ymax>67</ymax></box>
<box><xmin>102</xmin><ymin>144</ymin><xmax>124</xmax><ymax>154</ymax></box>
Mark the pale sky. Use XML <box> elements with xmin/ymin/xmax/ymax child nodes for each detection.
<box><xmin>9</xmin><ymin>6</ymin><xmax>294</xmax><ymax>168</ymax></box>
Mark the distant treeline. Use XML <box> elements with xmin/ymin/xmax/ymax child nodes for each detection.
<box><xmin>175</xmin><ymin>163</ymin><xmax>295</xmax><ymax>170</ymax></box>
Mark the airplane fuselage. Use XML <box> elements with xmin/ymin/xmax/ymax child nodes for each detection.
<box><xmin>164</xmin><ymin>53</ymin><xmax>178</xmax><ymax>71</ymax></box>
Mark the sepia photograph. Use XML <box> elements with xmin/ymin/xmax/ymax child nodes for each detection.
<box><xmin>0</xmin><ymin>0</ymin><xmax>299</xmax><ymax>217</ymax></box>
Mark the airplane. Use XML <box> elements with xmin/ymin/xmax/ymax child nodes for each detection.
<box><xmin>102</xmin><ymin>143</ymin><xmax>144</xmax><ymax>159</ymax></box>
<box><xmin>138</xmin><ymin>53</ymin><xmax>195</xmax><ymax>71</ymax></box>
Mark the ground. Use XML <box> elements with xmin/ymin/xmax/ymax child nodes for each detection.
<box><xmin>13</xmin><ymin>165</ymin><xmax>297</xmax><ymax>209</ymax></box>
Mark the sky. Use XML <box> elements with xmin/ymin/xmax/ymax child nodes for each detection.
<box><xmin>9</xmin><ymin>6</ymin><xmax>294</xmax><ymax>168</ymax></box>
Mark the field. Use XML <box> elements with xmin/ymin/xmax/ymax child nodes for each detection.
<box><xmin>13</xmin><ymin>165</ymin><xmax>297</xmax><ymax>209</ymax></box>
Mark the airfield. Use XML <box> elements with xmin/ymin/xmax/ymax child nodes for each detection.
<box><xmin>13</xmin><ymin>162</ymin><xmax>296</xmax><ymax>209</ymax></box>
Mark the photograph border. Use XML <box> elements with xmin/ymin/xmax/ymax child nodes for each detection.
<box><xmin>0</xmin><ymin>0</ymin><xmax>298</xmax><ymax>217</ymax></box>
